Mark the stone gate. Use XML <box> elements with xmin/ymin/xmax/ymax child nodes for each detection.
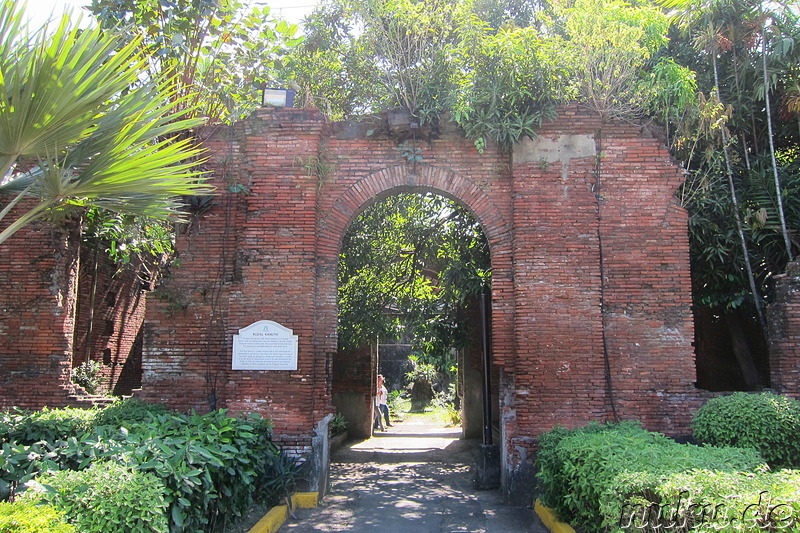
<box><xmin>1</xmin><ymin>104</ymin><xmax>703</xmax><ymax>495</ymax></box>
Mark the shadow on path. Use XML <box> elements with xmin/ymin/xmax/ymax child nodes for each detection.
<box><xmin>281</xmin><ymin>414</ymin><xmax>547</xmax><ymax>533</ymax></box>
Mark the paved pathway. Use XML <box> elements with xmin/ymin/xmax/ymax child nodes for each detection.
<box><xmin>281</xmin><ymin>414</ymin><xmax>548</xmax><ymax>533</ymax></box>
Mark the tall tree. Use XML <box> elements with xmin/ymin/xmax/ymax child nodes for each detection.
<box><xmin>89</xmin><ymin>0</ymin><xmax>303</xmax><ymax>123</ymax></box>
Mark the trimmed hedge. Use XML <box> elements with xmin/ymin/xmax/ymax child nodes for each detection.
<box><xmin>536</xmin><ymin>422</ymin><xmax>766</xmax><ymax>532</ymax></box>
<box><xmin>623</xmin><ymin>468</ymin><xmax>800</xmax><ymax>532</ymax></box>
<box><xmin>0</xmin><ymin>501</ymin><xmax>75</xmax><ymax>533</ymax></box>
<box><xmin>27</xmin><ymin>461</ymin><xmax>169</xmax><ymax>533</ymax></box>
<box><xmin>692</xmin><ymin>391</ymin><xmax>800</xmax><ymax>468</ymax></box>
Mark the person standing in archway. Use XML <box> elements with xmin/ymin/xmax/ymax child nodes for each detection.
<box><xmin>376</xmin><ymin>374</ymin><xmax>392</xmax><ymax>429</ymax></box>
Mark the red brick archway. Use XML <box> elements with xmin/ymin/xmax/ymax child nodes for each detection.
<box><xmin>313</xmin><ymin>162</ymin><xmax>516</xmax><ymax>366</ymax></box>
<box><xmin>313</xmin><ymin>164</ymin><xmax>514</xmax><ymax>445</ymax></box>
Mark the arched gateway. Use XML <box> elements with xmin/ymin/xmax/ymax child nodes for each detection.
<box><xmin>0</xmin><ymin>105</ymin><xmax>701</xmax><ymax>496</ymax></box>
<box><xmin>137</xmin><ymin>105</ymin><xmax>698</xmax><ymax>495</ymax></box>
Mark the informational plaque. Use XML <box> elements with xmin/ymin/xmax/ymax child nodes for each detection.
<box><xmin>232</xmin><ymin>320</ymin><xmax>298</xmax><ymax>371</ymax></box>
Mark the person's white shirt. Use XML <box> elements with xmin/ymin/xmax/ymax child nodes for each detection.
<box><xmin>377</xmin><ymin>384</ymin><xmax>388</xmax><ymax>406</ymax></box>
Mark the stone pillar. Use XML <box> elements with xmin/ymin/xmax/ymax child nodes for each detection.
<box><xmin>768</xmin><ymin>260</ymin><xmax>800</xmax><ymax>395</ymax></box>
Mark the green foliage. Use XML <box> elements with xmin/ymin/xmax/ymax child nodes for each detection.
<box><xmin>0</xmin><ymin>408</ymin><xmax>96</xmax><ymax>446</ymax></box>
<box><xmin>0</xmin><ymin>1</ymin><xmax>212</xmax><ymax>246</ymax></box>
<box><xmin>338</xmin><ymin>193</ymin><xmax>489</xmax><ymax>361</ymax></box>
<box><xmin>692</xmin><ymin>392</ymin><xmax>800</xmax><ymax>468</ymax></box>
<box><xmin>406</xmin><ymin>361</ymin><xmax>438</xmax><ymax>385</ymax></box>
<box><xmin>0</xmin><ymin>441</ymin><xmax>61</xmax><ymax>502</ymax></box>
<box><xmin>664</xmin><ymin>0</ymin><xmax>800</xmax><ymax>310</ymax></box>
<box><xmin>683</xmin><ymin>149</ymin><xmax>800</xmax><ymax>309</ymax></box>
<box><xmin>100</xmin><ymin>409</ymin><xmax>279</xmax><ymax>531</ymax></box>
<box><xmin>635</xmin><ymin>468</ymin><xmax>800</xmax><ymax>532</ymax></box>
<box><xmin>89</xmin><ymin>0</ymin><xmax>304</xmax><ymax>123</ymax></box>
<box><xmin>450</xmin><ymin>18</ymin><xmax>564</xmax><ymax>149</ymax></box>
<box><xmin>27</xmin><ymin>462</ymin><xmax>169</xmax><ymax>533</ymax></box>
<box><xmin>0</xmin><ymin>401</ymin><xmax>290</xmax><ymax>532</ymax></box>
<box><xmin>546</xmin><ymin>0</ymin><xmax>670</xmax><ymax>120</ymax></box>
<box><xmin>535</xmin><ymin>421</ymin><xmax>765</xmax><ymax>531</ymax></box>
<box><xmin>331</xmin><ymin>413</ymin><xmax>348</xmax><ymax>436</ymax></box>
<box><xmin>297</xmin><ymin>0</ymin><xmax>672</xmax><ymax>147</ymax></box>
<box><xmin>70</xmin><ymin>361</ymin><xmax>105</xmax><ymax>395</ymax></box>
<box><xmin>0</xmin><ymin>501</ymin><xmax>75</xmax><ymax>533</ymax></box>
<box><xmin>259</xmin><ymin>451</ymin><xmax>300</xmax><ymax>508</ymax></box>
<box><xmin>387</xmin><ymin>391</ymin><xmax>411</xmax><ymax>417</ymax></box>
<box><xmin>91</xmin><ymin>398</ymin><xmax>169</xmax><ymax>430</ymax></box>
<box><xmin>83</xmin><ymin>208</ymin><xmax>175</xmax><ymax>266</ymax></box>
<box><xmin>296</xmin><ymin>0</ymin><xmax>465</xmax><ymax>121</ymax></box>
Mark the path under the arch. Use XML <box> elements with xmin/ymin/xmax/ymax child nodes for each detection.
<box><xmin>282</xmin><ymin>414</ymin><xmax>548</xmax><ymax>532</ymax></box>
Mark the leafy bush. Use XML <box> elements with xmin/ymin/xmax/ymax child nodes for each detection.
<box><xmin>0</xmin><ymin>500</ymin><xmax>75</xmax><ymax>533</ymax></box>
<box><xmin>0</xmin><ymin>441</ymin><xmax>61</xmax><ymax>502</ymax></box>
<box><xmin>106</xmin><ymin>409</ymin><xmax>279</xmax><ymax>532</ymax></box>
<box><xmin>536</xmin><ymin>422</ymin><xmax>765</xmax><ymax>532</ymax></box>
<box><xmin>71</xmin><ymin>360</ymin><xmax>105</xmax><ymax>394</ymax></box>
<box><xmin>0</xmin><ymin>402</ymin><xmax>289</xmax><ymax>532</ymax></box>
<box><xmin>693</xmin><ymin>391</ymin><xmax>800</xmax><ymax>468</ymax></box>
<box><xmin>620</xmin><ymin>468</ymin><xmax>800</xmax><ymax>532</ymax></box>
<box><xmin>91</xmin><ymin>398</ymin><xmax>168</xmax><ymax>430</ymax></box>
<box><xmin>28</xmin><ymin>461</ymin><xmax>168</xmax><ymax>533</ymax></box>
<box><xmin>0</xmin><ymin>408</ymin><xmax>96</xmax><ymax>446</ymax></box>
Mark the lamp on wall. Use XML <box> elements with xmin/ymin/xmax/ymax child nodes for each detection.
<box><xmin>262</xmin><ymin>88</ymin><xmax>295</xmax><ymax>108</ymax></box>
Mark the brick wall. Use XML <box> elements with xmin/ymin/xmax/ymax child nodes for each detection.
<box><xmin>0</xmin><ymin>105</ymin><xmax>739</xmax><ymax>493</ymax></box>
<box><xmin>73</xmin><ymin>250</ymin><xmax>148</xmax><ymax>395</ymax></box>
<box><xmin>136</xmin><ymin>106</ymin><xmax>701</xmax><ymax>485</ymax></box>
<box><xmin>768</xmin><ymin>260</ymin><xmax>800</xmax><ymax>394</ymax></box>
<box><xmin>0</xmin><ymin>212</ymin><xmax>80</xmax><ymax>409</ymax></box>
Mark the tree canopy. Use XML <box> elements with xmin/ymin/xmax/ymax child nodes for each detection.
<box><xmin>299</xmin><ymin>0</ymin><xmax>800</xmax><ymax>331</ymax></box>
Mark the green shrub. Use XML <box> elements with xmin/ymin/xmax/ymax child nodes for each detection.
<box><xmin>536</xmin><ymin>422</ymin><xmax>765</xmax><ymax>532</ymax></box>
<box><xmin>619</xmin><ymin>468</ymin><xmax>800</xmax><ymax>532</ymax></box>
<box><xmin>536</xmin><ymin>421</ymin><xmax>648</xmax><ymax>511</ymax></box>
<box><xmin>71</xmin><ymin>360</ymin><xmax>105</xmax><ymax>394</ymax></box>
<box><xmin>1</xmin><ymin>404</ymin><xmax>286</xmax><ymax>532</ymax></box>
<box><xmin>692</xmin><ymin>391</ymin><xmax>800</xmax><ymax>468</ymax></box>
<box><xmin>0</xmin><ymin>501</ymin><xmax>75</xmax><ymax>533</ymax></box>
<box><xmin>112</xmin><ymin>409</ymin><xmax>279</xmax><ymax>532</ymax></box>
<box><xmin>0</xmin><ymin>407</ymin><xmax>96</xmax><ymax>445</ymax></box>
<box><xmin>28</xmin><ymin>461</ymin><xmax>168</xmax><ymax>533</ymax></box>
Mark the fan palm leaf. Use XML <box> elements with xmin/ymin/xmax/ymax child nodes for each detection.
<box><xmin>0</xmin><ymin>1</ymin><xmax>212</xmax><ymax>246</ymax></box>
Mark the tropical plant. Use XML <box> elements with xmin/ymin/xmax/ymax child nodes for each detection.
<box><xmin>330</xmin><ymin>413</ymin><xmax>348</xmax><ymax>436</ymax></box>
<box><xmin>662</xmin><ymin>0</ymin><xmax>799</xmax><ymax>363</ymax></box>
<box><xmin>0</xmin><ymin>1</ymin><xmax>212</xmax><ymax>246</ymax></box>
